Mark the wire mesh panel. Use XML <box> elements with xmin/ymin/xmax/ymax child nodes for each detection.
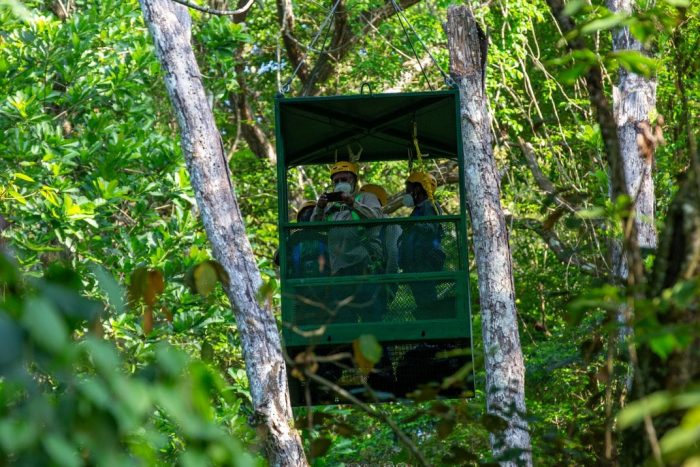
<box><xmin>285</xmin><ymin>278</ymin><xmax>459</xmax><ymax>327</ymax></box>
<box><xmin>286</xmin><ymin>339</ymin><xmax>473</xmax><ymax>406</ymax></box>
<box><xmin>281</xmin><ymin>217</ymin><xmax>465</xmax><ymax>339</ymax></box>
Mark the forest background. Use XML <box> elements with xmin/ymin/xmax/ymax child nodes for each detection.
<box><xmin>0</xmin><ymin>0</ymin><xmax>698</xmax><ymax>465</ymax></box>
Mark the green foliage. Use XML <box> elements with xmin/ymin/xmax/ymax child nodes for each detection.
<box><xmin>0</xmin><ymin>0</ymin><xmax>698</xmax><ymax>464</ymax></box>
<box><xmin>0</xmin><ymin>255</ymin><xmax>260</xmax><ymax>465</ymax></box>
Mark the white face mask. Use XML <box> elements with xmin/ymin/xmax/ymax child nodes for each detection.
<box><xmin>334</xmin><ymin>182</ymin><xmax>352</xmax><ymax>194</ymax></box>
<box><xmin>402</xmin><ymin>193</ymin><xmax>415</xmax><ymax>208</ymax></box>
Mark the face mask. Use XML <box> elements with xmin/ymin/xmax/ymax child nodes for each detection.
<box><xmin>334</xmin><ymin>182</ymin><xmax>352</xmax><ymax>194</ymax></box>
<box><xmin>402</xmin><ymin>193</ymin><xmax>415</xmax><ymax>208</ymax></box>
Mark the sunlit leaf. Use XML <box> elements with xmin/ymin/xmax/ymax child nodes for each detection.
<box><xmin>13</xmin><ymin>172</ymin><xmax>35</xmax><ymax>182</ymax></box>
<box><xmin>663</xmin><ymin>0</ymin><xmax>689</xmax><ymax>6</ymax></box>
<box><xmin>8</xmin><ymin>188</ymin><xmax>27</xmax><ymax>205</ymax></box>
<box><xmin>618</xmin><ymin>391</ymin><xmax>672</xmax><ymax>429</ymax></box>
<box><xmin>0</xmin><ymin>0</ymin><xmax>34</xmax><ymax>21</ymax></box>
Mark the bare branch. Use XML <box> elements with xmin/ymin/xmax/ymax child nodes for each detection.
<box><xmin>276</xmin><ymin>0</ymin><xmax>310</xmax><ymax>84</ymax></box>
<box><xmin>169</xmin><ymin>0</ymin><xmax>255</xmax><ymax>16</ymax></box>
<box><xmin>231</xmin><ymin>58</ymin><xmax>277</xmax><ymax>163</ymax></box>
<box><xmin>512</xmin><ymin>215</ymin><xmax>601</xmax><ymax>277</ymax></box>
<box><xmin>516</xmin><ymin>137</ymin><xmax>583</xmax><ymax>215</ymax></box>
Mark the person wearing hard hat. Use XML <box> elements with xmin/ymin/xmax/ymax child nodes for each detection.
<box><xmin>287</xmin><ymin>200</ymin><xmax>329</xmax><ymax>278</ymax></box>
<box><xmin>360</xmin><ymin>183</ymin><xmax>401</xmax><ymax>299</ymax></box>
<box><xmin>286</xmin><ymin>200</ymin><xmax>330</xmax><ymax>324</ymax></box>
<box><xmin>311</xmin><ymin>161</ymin><xmax>383</xmax><ymax>273</ymax></box>
<box><xmin>311</xmin><ymin>161</ymin><xmax>383</xmax><ymax>322</ymax></box>
<box><xmin>398</xmin><ymin>171</ymin><xmax>446</xmax><ymax>317</ymax></box>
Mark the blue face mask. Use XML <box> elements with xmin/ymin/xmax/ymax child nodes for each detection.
<box><xmin>334</xmin><ymin>182</ymin><xmax>352</xmax><ymax>194</ymax></box>
<box><xmin>402</xmin><ymin>193</ymin><xmax>415</xmax><ymax>208</ymax></box>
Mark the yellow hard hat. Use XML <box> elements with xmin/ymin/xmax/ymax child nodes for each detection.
<box><xmin>360</xmin><ymin>184</ymin><xmax>388</xmax><ymax>206</ymax></box>
<box><xmin>296</xmin><ymin>200</ymin><xmax>316</xmax><ymax>221</ymax></box>
<box><xmin>330</xmin><ymin>161</ymin><xmax>359</xmax><ymax>178</ymax></box>
<box><xmin>406</xmin><ymin>171</ymin><xmax>437</xmax><ymax>198</ymax></box>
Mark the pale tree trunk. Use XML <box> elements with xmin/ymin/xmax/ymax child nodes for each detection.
<box><xmin>608</xmin><ymin>1</ymin><xmax>658</xmax><ymax>403</ymax></box>
<box><xmin>608</xmin><ymin>0</ymin><xmax>658</xmax><ymax>281</ymax></box>
<box><xmin>138</xmin><ymin>1</ymin><xmax>307</xmax><ymax>465</ymax></box>
<box><xmin>446</xmin><ymin>6</ymin><xmax>532</xmax><ymax>466</ymax></box>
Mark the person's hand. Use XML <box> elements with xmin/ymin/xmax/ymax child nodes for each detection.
<box><xmin>317</xmin><ymin>193</ymin><xmax>328</xmax><ymax>209</ymax></box>
<box><xmin>340</xmin><ymin>192</ymin><xmax>354</xmax><ymax>206</ymax></box>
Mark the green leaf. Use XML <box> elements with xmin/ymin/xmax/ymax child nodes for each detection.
<box><xmin>13</xmin><ymin>172</ymin><xmax>35</xmax><ymax>182</ymax></box>
<box><xmin>0</xmin><ymin>0</ymin><xmax>35</xmax><ymax>21</ymax></box>
<box><xmin>563</xmin><ymin>0</ymin><xmax>584</xmax><ymax>16</ymax></box>
<box><xmin>22</xmin><ymin>297</ymin><xmax>69</xmax><ymax>354</ymax></box>
<box><xmin>660</xmin><ymin>422</ymin><xmax>700</xmax><ymax>456</ymax></box>
<box><xmin>8</xmin><ymin>188</ymin><xmax>27</xmax><ymax>205</ymax></box>
<box><xmin>356</xmin><ymin>334</ymin><xmax>382</xmax><ymax>364</ymax></box>
<box><xmin>663</xmin><ymin>0</ymin><xmax>689</xmax><ymax>6</ymax></box>
<box><xmin>559</xmin><ymin>62</ymin><xmax>592</xmax><ymax>84</ymax></box>
<box><xmin>0</xmin><ymin>419</ymin><xmax>39</xmax><ymax>451</ymax></box>
<box><xmin>649</xmin><ymin>333</ymin><xmax>679</xmax><ymax>359</ymax></box>
<box><xmin>576</xmin><ymin>207</ymin><xmax>606</xmax><ymax>219</ymax></box>
<box><xmin>84</xmin><ymin>338</ymin><xmax>120</xmax><ymax>376</ymax></box>
<box><xmin>580</xmin><ymin>13</ymin><xmax>625</xmax><ymax>35</ymax></box>
<box><xmin>43</xmin><ymin>434</ymin><xmax>81</xmax><ymax>467</ymax></box>
<box><xmin>91</xmin><ymin>264</ymin><xmax>126</xmax><ymax>314</ymax></box>
<box><xmin>155</xmin><ymin>343</ymin><xmax>189</xmax><ymax>376</ymax></box>
<box><xmin>0</xmin><ymin>315</ymin><xmax>23</xmax><ymax>371</ymax></box>
<box><xmin>193</xmin><ymin>261</ymin><xmax>218</xmax><ymax>297</ymax></box>
<box><xmin>78</xmin><ymin>377</ymin><xmax>112</xmax><ymax>409</ymax></box>
<box><xmin>256</xmin><ymin>277</ymin><xmax>277</xmax><ymax>305</ymax></box>
<box><xmin>607</xmin><ymin>50</ymin><xmax>658</xmax><ymax>77</ymax></box>
<box><xmin>618</xmin><ymin>391</ymin><xmax>672</xmax><ymax>429</ymax></box>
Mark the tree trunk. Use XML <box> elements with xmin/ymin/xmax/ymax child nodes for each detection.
<box><xmin>446</xmin><ymin>6</ymin><xmax>532</xmax><ymax>466</ymax></box>
<box><xmin>608</xmin><ymin>0</ymin><xmax>658</xmax><ymax>281</ymax></box>
<box><xmin>138</xmin><ymin>1</ymin><xmax>307</xmax><ymax>465</ymax></box>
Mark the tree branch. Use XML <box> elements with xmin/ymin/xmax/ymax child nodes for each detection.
<box><xmin>169</xmin><ymin>0</ymin><xmax>255</xmax><ymax>16</ymax></box>
<box><xmin>232</xmin><ymin>57</ymin><xmax>277</xmax><ymax>163</ymax></box>
<box><xmin>278</xmin><ymin>0</ymin><xmax>420</xmax><ymax>95</ymax></box>
<box><xmin>276</xmin><ymin>0</ymin><xmax>310</xmax><ymax>84</ymax></box>
<box><xmin>512</xmin><ymin>214</ymin><xmax>601</xmax><ymax>277</ymax></box>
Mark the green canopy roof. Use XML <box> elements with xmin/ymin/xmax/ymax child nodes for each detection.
<box><xmin>276</xmin><ymin>89</ymin><xmax>460</xmax><ymax>167</ymax></box>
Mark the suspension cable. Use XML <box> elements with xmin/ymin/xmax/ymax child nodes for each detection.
<box><xmin>279</xmin><ymin>0</ymin><xmax>342</xmax><ymax>94</ymax></box>
<box><xmin>391</xmin><ymin>0</ymin><xmax>433</xmax><ymax>91</ymax></box>
<box><xmin>389</xmin><ymin>0</ymin><xmax>454</xmax><ymax>88</ymax></box>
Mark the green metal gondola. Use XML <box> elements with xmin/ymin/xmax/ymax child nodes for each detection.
<box><xmin>275</xmin><ymin>89</ymin><xmax>474</xmax><ymax>405</ymax></box>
